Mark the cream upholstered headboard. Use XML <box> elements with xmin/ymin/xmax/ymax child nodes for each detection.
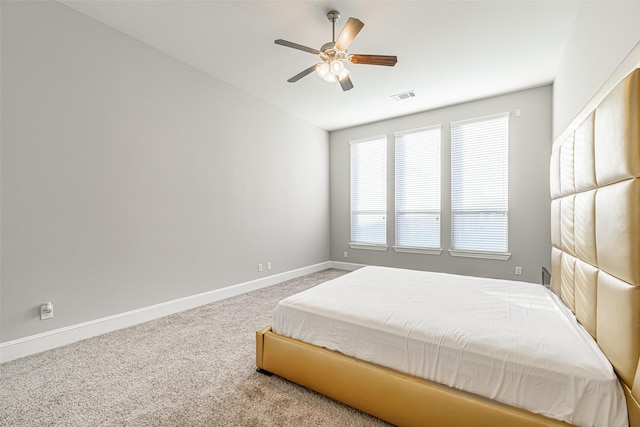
<box><xmin>550</xmin><ymin>68</ymin><xmax>640</xmax><ymax>425</ymax></box>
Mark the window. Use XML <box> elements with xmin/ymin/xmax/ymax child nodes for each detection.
<box><xmin>394</xmin><ymin>126</ymin><xmax>442</xmax><ymax>253</ymax></box>
<box><xmin>350</xmin><ymin>137</ymin><xmax>387</xmax><ymax>248</ymax></box>
<box><xmin>450</xmin><ymin>113</ymin><xmax>510</xmax><ymax>259</ymax></box>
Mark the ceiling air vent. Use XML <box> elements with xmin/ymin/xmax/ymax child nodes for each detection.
<box><xmin>391</xmin><ymin>90</ymin><xmax>415</xmax><ymax>101</ymax></box>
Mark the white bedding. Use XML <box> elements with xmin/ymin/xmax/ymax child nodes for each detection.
<box><xmin>272</xmin><ymin>266</ymin><xmax>628</xmax><ymax>427</ymax></box>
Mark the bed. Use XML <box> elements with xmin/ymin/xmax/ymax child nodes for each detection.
<box><xmin>256</xmin><ymin>68</ymin><xmax>640</xmax><ymax>426</ymax></box>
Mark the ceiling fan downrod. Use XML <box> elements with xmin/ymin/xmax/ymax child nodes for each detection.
<box><xmin>327</xmin><ymin>10</ymin><xmax>340</xmax><ymax>42</ymax></box>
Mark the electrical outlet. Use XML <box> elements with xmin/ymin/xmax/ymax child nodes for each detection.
<box><xmin>258</xmin><ymin>263</ymin><xmax>263</xmax><ymax>272</ymax></box>
<box><xmin>40</xmin><ymin>302</ymin><xmax>53</xmax><ymax>320</ymax></box>
<box><xmin>343</xmin><ymin>251</ymin><xmax>348</xmax><ymax>258</ymax></box>
<box><xmin>267</xmin><ymin>262</ymin><xmax>272</xmax><ymax>270</ymax></box>
<box><xmin>515</xmin><ymin>266</ymin><xmax>523</xmax><ymax>276</ymax></box>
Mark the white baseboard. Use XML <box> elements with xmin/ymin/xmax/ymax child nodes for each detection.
<box><xmin>329</xmin><ymin>260</ymin><xmax>366</xmax><ymax>271</ymax></box>
<box><xmin>1</xmin><ymin>261</ymin><xmax>336</xmax><ymax>363</ymax></box>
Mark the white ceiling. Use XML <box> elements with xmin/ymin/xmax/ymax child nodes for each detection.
<box><xmin>60</xmin><ymin>1</ymin><xmax>581</xmax><ymax>131</ymax></box>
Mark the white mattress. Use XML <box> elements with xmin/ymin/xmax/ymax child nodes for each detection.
<box><xmin>272</xmin><ymin>266</ymin><xmax>628</xmax><ymax>427</ymax></box>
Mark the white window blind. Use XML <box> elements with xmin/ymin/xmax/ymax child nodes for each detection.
<box><xmin>451</xmin><ymin>113</ymin><xmax>509</xmax><ymax>254</ymax></box>
<box><xmin>395</xmin><ymin>126</ymin><xmax>441</xmax><ymax>249</ymax></box>
<box><xmin>350</xmin><ymin>137</ymin><xmax>387</xmax><ymax>246</ymax></box>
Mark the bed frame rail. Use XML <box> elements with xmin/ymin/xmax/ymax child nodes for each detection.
<box><xmin>256</xmin><ymin>327</ymin><xmax>568</xmax><ymax>427</ymax></box>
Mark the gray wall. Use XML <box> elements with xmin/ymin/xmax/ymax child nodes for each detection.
<box><xmin>0</xmin><ymin>1</ymin><xmax>330</xmax><ymax>343</ymax></box>
<box><xmin>553</xmin><ymin>1</ymin><xmax>640</xmax><ymax>139</ymax></box>
<box><xmin>5</xmin><ymin>0</ymin><xmax>639</xmax><ymax>346</ymax></box>
<box><xmin>330</xmin><ymin>86</ymin><xmax>552</xmax><ymax>284</ymax></box>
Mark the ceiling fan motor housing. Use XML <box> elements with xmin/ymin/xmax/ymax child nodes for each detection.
<box><xmin>320</xmin><ymin>42</ymin><xmax>346</xmax><ymax>62</ymax></box>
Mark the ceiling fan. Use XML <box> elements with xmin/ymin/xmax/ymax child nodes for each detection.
<box><xmin>275</xmin><ymin>10</ymin><xmax>398</xmax><ymax>91</ymax></box>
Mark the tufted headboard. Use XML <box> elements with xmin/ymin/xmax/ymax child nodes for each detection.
<box><xmin>550</xmin><ymin>68</ymin><xmax>640</xmax><ymax>425</ymax></box>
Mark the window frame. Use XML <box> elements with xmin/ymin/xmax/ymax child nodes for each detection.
<box><xmin>449</xmin><ymin>112</ymin><xmax>511</xmax><ymax>260</ymax></box>
<box><xmin>393</xmin><ymin>125</ymin><xmax>443</xmax><ymax>255</ymax></box>
<box><xmin>349</xmin><ymin>135</ymin><xmax>389</xmax><ymax>251</ymax></box>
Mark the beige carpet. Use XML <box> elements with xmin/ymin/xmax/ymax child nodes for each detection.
<box><xmin>1</xmin><ymin>269</ymin><xmax>391</xmax><ymax>426</ymax></box>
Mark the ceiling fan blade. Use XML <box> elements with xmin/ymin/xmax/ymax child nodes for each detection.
<box><xmin>287</xmin><ymin>64</ymin><xmax>320</xmax><ymax>83</ymax></box>
<box><xmin>335</xmin><ymin>18</ymin><xmax>364</xmax><ymax>51</ymax></box>
<box><xmin>338</xmin><ymin>74</ymin><xmax>354</xmax><ymax>91</ymax></box>
<box><xmin>348</xmin><ymin>54</ymin><xmax>397</xmax><ymax>67</ymax></box>
<box><xmin>275</xmin><ymin>39</ymin><xmax>322</xmax><ymax>55</ymax></box>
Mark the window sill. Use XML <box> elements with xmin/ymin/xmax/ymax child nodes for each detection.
<box><xmin>448</xmin><ymin>249</ymin><xmax>511</xmax><ymax>260</ymax></box>
<box><xmin>349</xmin><ymin>243</ymin><xmax>389</xmax><ymax>251</ymax></box>
<box><xmin>394</xmin><ymin>246</ymin><xmax>443</xmax><ymax>255</ymax></box>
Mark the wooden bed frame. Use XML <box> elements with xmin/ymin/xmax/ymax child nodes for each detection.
<box><xmin>256</xmin><ymin>68</ymin><xmax>640</xmax><ymax>426</ymax></box>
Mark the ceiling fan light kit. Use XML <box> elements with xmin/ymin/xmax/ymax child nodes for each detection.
<box><xmin>275</xmin><ymin>10</ymin><xmax>397</xmax><ymax>91</ymax></box>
